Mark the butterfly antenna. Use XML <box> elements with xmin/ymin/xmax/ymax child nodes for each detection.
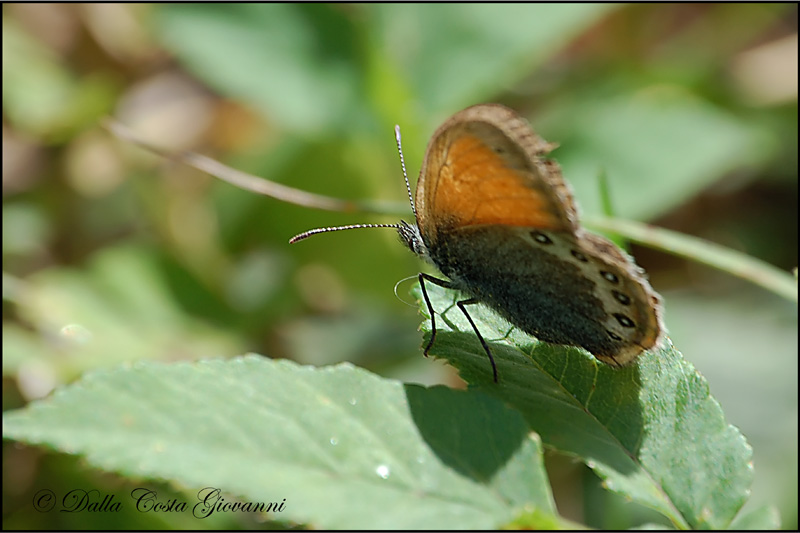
<box><xmin>394</xmin><ymin>125</ymin><xmax>416</xmax><ymax>217</ymax></box>
<box><xmin>290</xmin><ymin>223</ymin><xmax>400</xmax><ymax>244</ymax></box>
<box><xmin>291</xmin><ymin>124</ymin><xmax>414</xmax><ymax>245</ymax></box>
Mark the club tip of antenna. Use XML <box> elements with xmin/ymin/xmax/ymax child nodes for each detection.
<box><xmin>288</xmin><ymin>232</ymin><xmax>310</xmax><ymax>244</ymax></box>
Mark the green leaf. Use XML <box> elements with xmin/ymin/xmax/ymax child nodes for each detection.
<box><xmin>418</xmin><ymin>283</ymin><xmax>753</xmax><ymax>530</ymax></box>
<box><xmin>153</xmin><ymin>4</ymin><xmax>615</xmax><ymax>135</ymax></box>
<box><xmin>3</xmin><ymin>245</ymin><xmax>242</xmax><ymax>383</ymax></box>
<box><xmin>728</xmin><ymin>505</ymin><xmax>781</xmax><ymax>530</ymax></box>
<box><xmin>154</xmin><ymin>4</ymin><xmax>361</xmax><ymax>135</ymax></box>
<box><xmin>373</xmin><ymin>4</ymin><xmax>615</xmax><ymax>115</ymax></box>
<box><xmin>539</xmin><ymin>90</ymin><xmax>768</xmax><ymax>221</ymax></box>
<box><xmin>3</xmin><ymin>356</ymin><xmax>557</xmax><ymax>529</ymax></box>
<box><xmin>2</xmin><ymin>17</ymin><xmax>115</xmax><ymax>139</ymax></box>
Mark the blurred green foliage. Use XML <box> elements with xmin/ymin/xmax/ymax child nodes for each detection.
<box><xmin>3</xmin><ymin>3</ymin><xmax>796</xmax><ymax>529</ymax></box>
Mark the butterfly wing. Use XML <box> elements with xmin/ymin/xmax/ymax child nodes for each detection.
<box><xmin>574</xmin><ymin>231</ymin><xmax>665</xmax><ymax>363</ymax></box>
<box><xmin>415</xmin><ymin>103</ymin><xmax>578</xmax><ymax>246</ymax></box>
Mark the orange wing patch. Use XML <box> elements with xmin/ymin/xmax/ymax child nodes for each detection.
<box><xmin>431</xmin><ymin>133</ymin><xmax>564</xmax><ymax>229</ymax></box>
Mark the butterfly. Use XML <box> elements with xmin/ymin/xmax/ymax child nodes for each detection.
<box><xmin>292</xmin><ymin>104</ymin><xmax>665</xmax><ymax>382</ymax></box>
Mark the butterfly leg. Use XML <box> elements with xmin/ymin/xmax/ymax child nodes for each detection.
<box><xmin>418</xmin><ymin>273</ymin><xmax>452</xmax><ymax>358</ymax></box>
<box><xmin>418</xmin><ymin>273</ymin><xmax>499</xmax><ymax>383</ymax></box>
<box><xmin>456</xmin><ymin>299</ymin><xmax>498</xmax><ymax>383</ymax></box>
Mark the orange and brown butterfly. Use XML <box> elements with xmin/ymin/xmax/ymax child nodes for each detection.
<box><xmin>291</xmin><ymin>103</ymin><xmax>665</xmax><ymax>382</ymax></box>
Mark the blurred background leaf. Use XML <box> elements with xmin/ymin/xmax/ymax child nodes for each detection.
<box><xmin>3</xmin><ymin>3</ymin><xmax>796</xmax><ymax>529</ymax></box>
